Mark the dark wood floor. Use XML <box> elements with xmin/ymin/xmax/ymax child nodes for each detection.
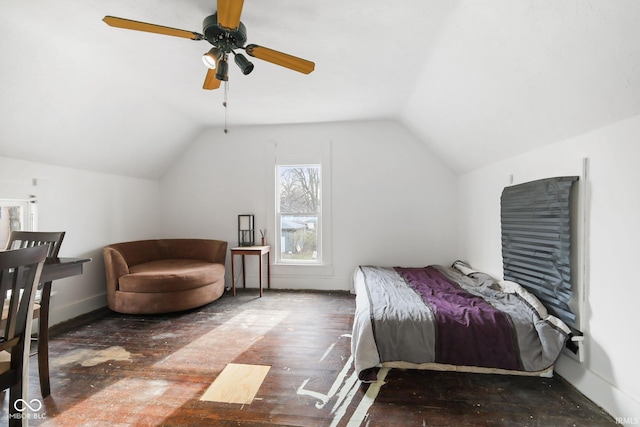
<box><xmin>2</xmin><ymin>290</ymin><xmax>616</xmax><ymax>426</ymax></box>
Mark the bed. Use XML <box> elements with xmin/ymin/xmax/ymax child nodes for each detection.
<box><xmin>351</xmin><ymin>261</ymin><xmax>572</xmax><ymax>382</ymax></box>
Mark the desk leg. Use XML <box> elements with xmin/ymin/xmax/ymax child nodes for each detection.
<box><xmin>267</xmin><ymin>251</ymin><xmax>270</xmax><ymax>289</ymax></box>
<box><xmin>259</xmin><ymin>253</ymin><xmax>263</xmax><ymax>298</ymax></box>
<box><xmin>241</xmin><ymin>255</ymin><xmax>246</xmax><ymax>289</ymax></box>
<box><xmin>231</xmin><ymin>253</ymin><xmax>236</xmax><ymax>296</ymax></box>
<box><xmin>38</xmin><ymin>281</ymin><xmax>53</xmax><ymax>397</ymax></box>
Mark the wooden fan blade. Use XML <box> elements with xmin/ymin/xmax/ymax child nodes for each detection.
<box><xmin>217</xmin><ymin>0</ymin><xmax>244</xmax><ymax>30</ymax></box>
<box><xmin>203</xmin><ymin>68</ymin><xmax>222</xmax><ymax>90</ymax></box>
<box><xmin>245</xmin><ymin>44</ymin><xmax>315</xmax><ymax>74</ymax></box>
<box><xmin>103</xmin><ymin>16</ymin><xmax>203</xmax><ymax>40</ymax></box>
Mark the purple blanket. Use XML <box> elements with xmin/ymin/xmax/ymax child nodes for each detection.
<box><xmin>395</xmin><ymin>267</ymin><xmax>521</xmax><ymax>370</ymax></box>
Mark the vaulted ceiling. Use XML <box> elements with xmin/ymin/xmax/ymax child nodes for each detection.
<box><xmin>2</xmin><ymin>1</ymin><xmax>640</xmax><ymax>179</ymax></box>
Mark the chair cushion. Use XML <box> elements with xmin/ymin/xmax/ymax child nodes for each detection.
<box><xmin>0</xmin><ymin>350</ymin><xmax>10</xmax><ymax>374</ymax></box>
<box><xmin>118</xmin><ymin>259</ymin><xmax>223</xmax><ymax>293</ymax></box>
<box><xmin>2</xmin><ymin>301</ymin><xmax>41</xmax><ymax>321</ymax></box>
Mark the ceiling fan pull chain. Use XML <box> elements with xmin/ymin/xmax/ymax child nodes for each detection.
<box><xmin>223</xmin><ymin>81</ymin><xmax>229</xmax><ymax>134</ymax></box>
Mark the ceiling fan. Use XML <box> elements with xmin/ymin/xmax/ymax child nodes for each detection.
<box><xmin>103</xmin><ymin>0</ymin><xmax>315</xmax><ymax>90</ymax></box>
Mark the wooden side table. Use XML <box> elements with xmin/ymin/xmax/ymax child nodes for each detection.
<box><xmin>230</xmin><ymin>245</ymin><xmax>270</xmax><ymax>297</ymax></box>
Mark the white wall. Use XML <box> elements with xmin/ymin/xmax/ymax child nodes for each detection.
<box><xmin>0</xmin><ymin>156</ymin><xmax>161</xmax><ymax>326</ymax></box>
<box><xmin>458</xmin><ymin>115</ymin><xmax>640</xmax><ymax>422</ymax></box>
<box><xmin>160</xmin><ymin>120</ymin><xmax>459</xmax><ymax>290</ymax></box>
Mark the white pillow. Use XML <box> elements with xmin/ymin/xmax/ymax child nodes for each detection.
<box><xmin>452</xmin><ymin>260</ymin><xmax>477</xmax><ymax>276</ymax></box>
<box><xmin>498</xmin><ymin>280</ymin><xmax>548</xmax><ymax>318</ymax></box>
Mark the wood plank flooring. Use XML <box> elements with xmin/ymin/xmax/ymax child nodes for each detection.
<box><xmin>1</xmin><ymin>290</ymin><xmax>616</xmax><ymax>426</ymax></box>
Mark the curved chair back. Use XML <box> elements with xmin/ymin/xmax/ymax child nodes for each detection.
<box><xmin>0</xmin><ymin>245</ymin><xmax>48</xmax><ymax>426</ymax></box>
<box><xmin>5</xmin><ymin>231</ymin><xmax>65</xmax><ymax>258</ymax></box>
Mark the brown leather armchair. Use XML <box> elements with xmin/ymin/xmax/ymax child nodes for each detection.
<box><xmin>103</xmin><ymin>239</ymin><xmax>227</xmax><ymax>314</ymax></box>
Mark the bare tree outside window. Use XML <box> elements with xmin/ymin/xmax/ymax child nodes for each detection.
<box><xmin>279</xmin><ymin>167</ymin><xmax>320</xmax><ymax>212</ymax></box>
<box><xmin>277</xmin><ymin>165</ymin><xmax>321</xmax><ymax>262</ymax></box>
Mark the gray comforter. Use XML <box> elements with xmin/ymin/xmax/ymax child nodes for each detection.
<box><xmin>351</xmin><ymin>265</ymin><xmax>571</xmax><ymax>380</ymax></box>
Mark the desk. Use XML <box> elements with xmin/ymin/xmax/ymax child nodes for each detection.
<box><xmin>230</xmin><ymin>246</ymin><xmax>270</xmax><ymax>297</ymax></box>
<box><xmin>42</xmin><ymin>256</ymin><xmax>91</xmax><ymax>283</ymax></box>
<box><xmin>1</xmin><ymin>256</ymin><xmax>91</xmax><ymax>397</ymax></box>
<box><xmin>39</xmin><ymin>257</ymin><xmax>91</xmax><ymax>397</ymax></box>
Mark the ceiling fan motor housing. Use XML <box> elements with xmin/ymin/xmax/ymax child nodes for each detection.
<box><xmin>203</xmin><ymin>13</ymin><xmax>247</xmax><ymax>53</ymax></box>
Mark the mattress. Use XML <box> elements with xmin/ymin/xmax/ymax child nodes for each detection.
<box><xmin>351</xmin><ymin>263</ymin><xmax>571</xmax><ymax>381</ymax></box>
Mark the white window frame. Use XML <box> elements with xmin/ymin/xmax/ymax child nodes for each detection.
<box><xmin>0</xmin><ymin>197</ymin><xmax>38</xmax><ymax>248</ymax></box>
<box><xmin>266</xmin><ymin>141</ymin><xmax>332</xmax><ymax>276</ymax></box>
<box><xmin>276</xmin><ymin>164</ymin><xmax>322</xmax><ymax>265</ymax></box>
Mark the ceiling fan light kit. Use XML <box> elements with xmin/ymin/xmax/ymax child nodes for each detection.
<box><xmin>102</xmin><ymin>0</ymin><xmax>315</xmax><ymax>90</ymax></box>
<box><xmin>233</xmin><ymin>53</ymin><xmax>254</xmax><ymax>75</ymax></box>
<box><xmin>202</xmin><ymin>48</ymin><xmax>222</xmax><ymax>69</ymax></box>
<box><xmin>215</xmin><ymin>55</ymin><xmax>229</xmax><ymax>81</ymax></box>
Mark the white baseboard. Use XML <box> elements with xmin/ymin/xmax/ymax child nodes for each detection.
<box><xmin>228</xmin><ymin>273</ymin><xmax>351</xmax><ymax>292</ymax></box>
<box><xmin>556</xmin><ymin>355</ymin><xmax>640</xmax><ymax>425</ymax></box>
<box><xmin>49</xmin><ymin>292</ymin><xmax>108</xmax><ymax>327</ymax></box>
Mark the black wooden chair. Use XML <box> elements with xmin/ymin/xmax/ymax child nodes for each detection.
<box><xmin>3</xmin><ymin>231</ymin><xmax>65</xmax><ymax>398</ymax></box>
<box><xmin>0</xmin><ymin>245</ymin><xmax>48</xmax><ymax>426</ymax></box>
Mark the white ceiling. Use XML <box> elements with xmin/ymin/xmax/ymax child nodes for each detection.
<box><xmin>2</xmin><ymin>1</ymin><xmax>640</xmax><ymax>179</ymax></box>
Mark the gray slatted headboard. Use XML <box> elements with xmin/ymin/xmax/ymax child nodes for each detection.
<box><xmin>500</xmin><ymin>176</ymin><xmax>579</xmax><ymax>330</ymax></box>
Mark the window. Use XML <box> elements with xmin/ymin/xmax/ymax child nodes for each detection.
<box><xmin>266</xmin><ymin>140</ymin><xmax>332</xmax><ymax>275</ymax></box>
<box><xmin>276</xmin><ymin>165</ymin><xmax>321</xmax><ymax>264</ymax></box>
<box><xmin>0</xmin><ymin>198</ymin><xmax>38</xmax><ymax>249</ymax></box>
